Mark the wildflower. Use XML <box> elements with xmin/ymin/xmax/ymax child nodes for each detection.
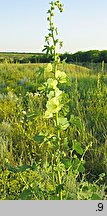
<box><xmin>47</xmin><ymin>78</ymin><xmax>58</xmax><ymax>89</ymax></box>
<box><xmin>22</xmin><ymin>111</ymin><xmax>26</xmax><ymax>115</ymax></box>
<box><xmin>45</xmin><ymin>96</ymin><xmax>62</xmax><ymax>118</ymax></box>
<box><xmin>55</xmin><ymin>70</ymin><xmax>67</xmax><ymax>83</ymax></box>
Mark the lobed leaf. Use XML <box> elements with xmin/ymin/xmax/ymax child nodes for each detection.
<box><xmin>91</xmin><ymin>194</ymin><xmax>102</xmax><ymax>200</ymax></box>
<box><xmin>33</xmin><ymin>134</ymin><xmax>44</xmax><ymax>144</ymax></box>
<box><xmin>58</xmin><ymin>117</ymin><xmax>69</xmax><ymax>130</ymax></box>
<box><xmin>73</xmin><ymin>140</ymin><xmax>83</xmax><ymax>155</ymax></box>
<box><xmin>78</xmin><ymin>164</ymin><xmax>85</xmax><ymax>173</ymax></box>
<box><xmin>70</xmin><ymin>115</ymin><xmax>83</xmax><ymax>130</ymax></box>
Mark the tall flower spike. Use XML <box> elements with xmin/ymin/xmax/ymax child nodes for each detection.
<box><xmin>43</xmin><ymin>0</ymin><xmax>64</xmax><ymax>62</ymax></box>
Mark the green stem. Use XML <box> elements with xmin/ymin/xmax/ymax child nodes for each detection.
<box><xmin>52</xmin><ymin>154</ymin><xmax>55</xmax><ymax>187</ymax></box>
<box><xmin>58</xmin><ymin>170</ymin><xmax>62</xmax><ymax>200</ymax></box>
<box><xmin>44</xmin><ymin>0</ymin><xmax>64</xmax><ymax>200</ymax></box>
<box><xmin>75</xmin><ymin>143</ymin><xmax>91</xmax><ymax>180</ymax></box>
<box><xmin>56</xmin><ymin>112</ymin><xmax>60</xmax><ymax>148</ymax></box>
<box><xmin>55</xmin><ymin>103</ymin><xmax>62</xmax><ymax>200</ymax></box>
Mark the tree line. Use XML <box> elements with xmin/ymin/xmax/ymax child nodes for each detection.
<box><xmin>0</xmin><ymin>50</ymin><xmax>107</xmax><ymax>64</ymax></box>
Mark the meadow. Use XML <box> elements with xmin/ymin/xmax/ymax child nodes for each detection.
<box><xmin>0</xmin><ymin>0</ymin><xmax>107</xmax><ymax>200</ymax></box>
<box><xmin>0</xmin><ymin>62</ymin><xmax>107</xmax><ymax>200</ymax></box>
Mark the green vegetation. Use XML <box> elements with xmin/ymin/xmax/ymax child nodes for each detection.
<box><xmin>0</xmin><ymin>50</ymin><xmax>107</xmax><ymax>67</ymax></box>
<box><xmin>0</xmin><ymin>52</ymin><xmax>50</xmax><ymax>64</ymax></box>
<box><xmin>0</xmin><ymin>0</ymin><xmax>107</xmax><ymax>200</ymax></box>
<box><xmin>0</xmin><ymin>63</ymin><xmax>107</xmax><ymax>200</ymax></box>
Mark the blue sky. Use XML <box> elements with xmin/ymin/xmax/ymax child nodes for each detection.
<box><xmin>0</xmin><ymin>0</ymin><xmax>107</xmax><ymax>53</ymax></box>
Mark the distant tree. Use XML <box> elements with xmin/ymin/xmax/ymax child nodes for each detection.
<box><xmin>60</xmin><ymin>52</ymin><xmax>73</xmax><ymax>63</ymax></box>
<box><xmin>91</xmin><ymin>50</ymin><xmax>100</xmax><ymax>63</ymax></box>
<box><xmin>99</xmin><ymin>50</ymin><xmax>107</xmax><ymax>63</ymax></box>
<box><xmin>30</xmin><ymin>55</ymin><xmax>37</xmax><ymax>63</ymax></box>
<box><xmin>72</xmin><ymin>50</ymin><xmax>102</xmax><ymax>63</ymax></box>
<box><xmin>72</xmin><ymin>51</ymin><xmax>83</xmax><ymax>62</ymax></box>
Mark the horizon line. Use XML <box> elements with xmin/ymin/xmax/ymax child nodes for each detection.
<box><xmin>0</xmin><ymin>49</ymin><xmax>107</xmax><ymax>55</ymax></box>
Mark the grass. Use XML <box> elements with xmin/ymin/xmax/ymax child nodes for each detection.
<box><xmin>0</xmin><ymin>0</ymin><xmax>107</xmax><ymax>200</ymax></box>
<box><xmin>0</xmin><ymin>62</ymin><xmax>107</xmax><ymax>200</ymax></box>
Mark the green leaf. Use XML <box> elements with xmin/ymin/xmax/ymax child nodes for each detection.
<box><xmin>70</xmin><ymin>115</ymin><xmax>83</xmax><ymax>130</ymax></box>
<box><xmin>63</xmin><ymin>137</ymin><xmax>69</xmax><ymax>148</ymax></box>
<box><xmin>27</xmin><ymin>112</ymin><xmax>38</xmax><ymax>119</ymax></box>
<box><xmin>38</xmin><ymin>85</ymin><xmax>46</xmax><ymax>91</ymax></box>
<box><xmin>62</xmin><ymin>159</ymin><xmax>71</xmax><ymax>169</ymax></box>
<box><xmin>18</xmin><ymin>165</ymin><xmax>31</xmax><ymax>172</ymax></box>
<box><xmin>19</xmin><ymin>189</ymin><xmax>33</xmax><ymax>200</ymax></box>
<box><xmin>31</xmin><ymin>162</ymin><xmax>37</xmax><ymax>171</ymax></box>
<box><xmin>7</xmin><ymin>164</ymin><xmax>17</xmax><ymax>173</ymax></box>
<box><xmin>33</xmin><ymin>134</ymin><xmax>44</xmax><ymax>144</ymax></box>
<box><xmin>73</xmin><ymin>140</ymin><xmax>83</xmax><ymax>155</ymax></box>
<box><xmin>78</xmin><ymin>164</ymin><xmax>85</xmax><ymax>173</ymax></box>
<box><xmin>91</xmin><ymin>194</ymin><xmax>102</xmax><ymax>200</ymax></box>
<box><xmin>56</xmin><ymin>184</ymin><xmax>64</xmax><ymax>193</ymax></box>
<box><xmin>72</xmin><ymin>158</ymin><xmax>80</xmax><ymax>170</ymax></box>
<box><xmin>7</xmin><ymin>164</ymin><xmax>30</xmax><ymax>173</ymax></box>
<box><xmin>58</xmin><ymin>117</ymin><xmax>69</xmax><ymax>130</ymax></box>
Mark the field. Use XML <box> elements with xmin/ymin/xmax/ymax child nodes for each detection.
<box><xmin>0</xmin><ymin>62</ymin><xmax>107</xmax><ymax>200</ymax></box>
<box><xmin>0</xmin><ymin>0</ymin><xmax>107</xmax><ymax>201</ymax></box>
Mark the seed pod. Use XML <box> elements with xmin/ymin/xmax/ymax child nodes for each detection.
<box><xmin>51</xmin><ymin>6</ymin><xmax>55</xmax><ymax>10</ymax></box>
<box><xmin>51</xmin><ymin>12</ymin><xmax>54</xmax><ymax>16</ymax></box>
<box><xmin>47</xmin><ymin>16</ymin><xmax>51</xmax><ymax>21</ymax></box>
